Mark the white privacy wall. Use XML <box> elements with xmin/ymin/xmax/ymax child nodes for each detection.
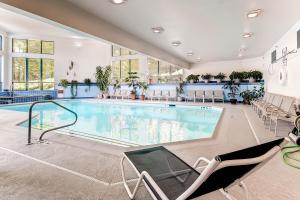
<box><xmin>262</xmin><ymin>19</ymin><xmax>300</xmax><ymax>98</ymax></box>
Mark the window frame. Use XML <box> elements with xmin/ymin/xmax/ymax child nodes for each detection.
<box><xmin>41</xmin><ymin>40</ymin><xmax>55</xmax><ymax>55</ymax></box>
<box><xmin>12</xmin><ymin>57</ymin><xmax>55</xmax><ymax>91</ymax></box>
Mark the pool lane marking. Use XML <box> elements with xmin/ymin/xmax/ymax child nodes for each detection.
<box><xmin>243</xmin><ymin>108</ymin><xmax>261</xmax><ymax>145</ymax></box>
<box><xmin>0</xmin><ymin>146</ymin><xmax>109</xmax><ymax>186</ymax></box>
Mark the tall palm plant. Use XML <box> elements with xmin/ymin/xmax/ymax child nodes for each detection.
<box><xmin>95</xmin><ymin>65</ymin><xmax>112</xmax><ymax>98</ymax></box>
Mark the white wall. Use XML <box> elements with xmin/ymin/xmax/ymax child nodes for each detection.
<box><xmin>263</xmin><ymin>19</ymin><xmax>300</xmax><ymax>98</ymax></box>
<box><xmin>189</xmin><ymin>57</ymin><xmax>265</xmax><ymax>79</ymax></box>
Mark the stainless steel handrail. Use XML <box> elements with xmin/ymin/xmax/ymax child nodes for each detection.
<box><xmin>27</xmin><ymin>100</ymin><xmax>78</xmax><ymax>145</ymax></box>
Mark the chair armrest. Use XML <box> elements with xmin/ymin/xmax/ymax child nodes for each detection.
<box><xmin>193</xmin><ymin>157</ymin><xmax>210</xmax><ymax>169</ymax></box>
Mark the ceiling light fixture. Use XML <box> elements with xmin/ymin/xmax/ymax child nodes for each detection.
<box><xmin>187</xmin><ymin>51</ymin><xmax>194</xmax><ymax>56</ymax></box>
<box><xmin>196</xmin><ymin>58</ymin><xmax>201</xmax><ymax>62</ymax></box>
<box><xmin>110</xmin><ymin>0</ymin><xmax>127</xmax><ymax>5</ymax></box>
<box><xmin>247</xmin><ymin>9</ymin><xmax>262</xmax><ymax>18</ymax></box>
<box><xmin>171</xmin><ymin>41</ymin><xmax>181</xmax><ymax>46</ymax></box>
<box><xmin>152</xmin><ymin>27</ymin><xmax>164</xmax><ymax>34</ymax></box>
<box><xmin>242</xmin><ymin>32</ymin><xmax>253</xmax><ymax>38</ymax></box>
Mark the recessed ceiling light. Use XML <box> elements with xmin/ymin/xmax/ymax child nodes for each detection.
<box><xmin>110</xmin><ymin>0</ymin><xmax>127</xmax><ymax>5</ymax></box>
<box><xmin>187</xmin><ymin>51</ymin><xmax>194</xmax><ymax>56</ymax></box>
<box><xmin>152</xmin><ymin>27</ymin><xmax>164</xmax><ymax>34</ymax></box>
<box><xmin>196</xmin><ymin>58</ymin><xmax>201</xmax><ymax>62</ymax></box>
<box><xmin>171</xmin><ymin>41</ymin><xmax>181</xmax><ymax>46</ymax></box>
<box><xmin>238</xmin><ymin>53</ymin><xmax>243</xmax><ymax>57</ymax></box>
<box><xmin>247</xmin><ymin>9</ymin><xmax>262</xmax><ymax>18</ymax></box>
<box><xmin>242</xmin><ymin>32</ymin><xmax>253</xmax><ymax>38</ymax></box>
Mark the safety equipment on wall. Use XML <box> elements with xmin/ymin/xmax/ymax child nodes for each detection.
<box><xmin>278</xmin><ymin>67</ymin><xmax>288</xmax><ymax>85</ymax></box>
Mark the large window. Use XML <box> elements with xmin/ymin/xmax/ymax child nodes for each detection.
<box><xmin>42</xmin><ymin>41</ymin><xmax>54</xmax><ymax>54</ymax></box>
<box><xmin>13</xmin><ymin>39</ymin><xmax>27</xmax><ymax>53</ymax></box>
<box><xmin>12</xmin><ymin>39</ymin><xmax>54</xmax><ymax>55</ymax></box>
<box><xmin>147</xmin><ymin>57</ymin><xmax>183</xmax><ymax>83</ymax></box>
<box><xmin>112</xmin><ymin>59</ymin><xmax>139</xmax><ymax>81</ymax></box>
<box><xmin>28</xmin><ymin>40</ymin><xmax>41</xmax><ymax>54</ymax></box>
<box><xmin>12</xmin><ymin>58</ymin><xmax>54</xmax><ymax>90</ymax></box>
<box><xmin>112</xmin><ymin>45</ymin><xmax>136</xmax><ymax>57</ymax></box>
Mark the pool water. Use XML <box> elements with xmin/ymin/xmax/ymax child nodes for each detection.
<box><xmin>0</xmin><ymin>100</ymin><xmax>222</xmax><ymax>146</ymax></box>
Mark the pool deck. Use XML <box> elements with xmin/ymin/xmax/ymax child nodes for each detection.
<box><xmin>0</xmin><ymin>100</ymin><xmax>299</xmax><ymax>200</ymax></box>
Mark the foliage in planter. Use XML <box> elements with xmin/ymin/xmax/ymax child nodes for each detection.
<box><xmin>84</xmin><ymin>78</ymin><xmax>92</xmax><ymax>91</ymax></box>
<box><xmin>125</xmin><ymin>72</ymin><xmax>140</xmax><ymax>96</ymax></box>
<box><xmin>70</xmin><ymin>80</ymin><xmax>78</xmax><ymax>98</ymax></box>
<box><xmin>186</xmin><ymin>74</ymin><xmax>199</xmax><ymax>83</ymax></box>
<box><xmin>176</xmin><ymin>82</ymin><xmax>184</xmax><ymax>96</ymax></box>
<box><xmin>95</xmin><ymin>65</ymin><xmax>112</xmax><ymax>96</ymax></box>
<box><xmin>229</xmin><ymin>71</ymin><xmax>248</xmax><ymax>81</ymax></box>
<box><xmin>59</xmin><ymin>79</ymin><xmax>69</xmax><ymax>88</ymax></box>
<box><xmin>240</xmin><ymin>84</ymin><xmax>264</xmax><ymax>104</ymax></box>
<box><xmin>222</xmin><ymin>80</ymin><xmax>240</xmax><ymax>101</ymax></box>
<box><xmin>201</xmin><ymin>73</ymin><xmax>213</xmax><ymax>80</ymax></box>
<box><xmin>249</xmin><ymin>70</ymin><xmax>263</xmax><ymax>81</ymax></box>
<box><xmin>138</xmin><ymin>81</ymin><xmax>148</xmax><ymax>95</ymax></box>
<box><xmin>113</xmin><ymin>79</ymin><xmax>121</xmax><ymax>91</ymax></box>
<box><xmin>240</xmin><ymin>71</ymin><xmax>250</xmax><ymax>81</ymax></box>
<box><xmin>214</xmin><ymin>73</ymin><xmax>227</xmax><ymax>81</ymax></box>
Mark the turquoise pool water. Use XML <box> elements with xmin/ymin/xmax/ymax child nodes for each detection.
<box><xmin>0</xmin><ymin>100</ymin><xmax>222</xmax><ymax>146</ymax></box>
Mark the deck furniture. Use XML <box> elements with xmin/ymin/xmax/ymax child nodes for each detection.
<box><xmin>121</xmin><ymin>138</ymin><xmax>287</xmax><ymax>200</ymax></box>
<box><xmin>204</xmin><ymin>90</ymin><xmax>214</xmax><ymax>103</ymax></box>
<box><xmin>260</xmin><ymin>95</ymin><xmax>283</xmax><ymax>122</ymax></box>
<box><xmin>169</xmin><ymin>90</ymin><xmax>177</xmax><ymax>101</ymax></box>
<box><xmin>269</xmin><ymin>97</ymin><xmax>295</xmax><ymax>135</ymax></box>
<box><xmin>195</xmin><ymin>90</ymin><xmax>205</xmax><ymax>103</ymax></box>
<box><xmin>146</xmin><ymin>90</ymin><xmax>155</xmax><ymax>101</ymax></box>
<box><xmin>162</xmin><ymin>90</ymin><xmax>170</xmax><ymax>101</ymax></box>
<box><xmin>186</xmin><ymin>90</ymin><xmax>195</xmax><ymax>102</ymax></box>
<box><xmin>214</xmin><ymin>90</ymin><xmax>224</xmax><ymax>103</ymax></box>
<box><xmin>154</xmin><ymin>90</ymin><xmax>162</xmax><ymax>101</ymax></box>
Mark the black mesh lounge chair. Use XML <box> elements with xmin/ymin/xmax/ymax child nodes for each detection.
<box><xmin>121</xmin><ymin>138</ymin><xmax>288</xmax><ymax>200</ymax></box>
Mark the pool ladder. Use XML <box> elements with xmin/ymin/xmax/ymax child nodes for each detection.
<box><xmin>27</xmin><ymin>100</ymin><xmax>78</xmax><ymax>145</ymax></box>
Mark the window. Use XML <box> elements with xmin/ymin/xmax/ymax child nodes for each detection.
<box><xmin>112</xmin><ymin>45</ymin><xmax>136</xmax><ymax>57</ymax></box>
<box><xmin>121</xmin><ymin>48</ymin><xmax>130</xmax><ymax>56</ymax></box>
<box><xmin>148</xmin><ymin>58</ymin><xmax>159</xmax><ymax>76</ymax></box>
<box><xmin>28</xmin><ymin>40</ymin><xmax>41</xmax><ymax>54</ymax></box>
<box><xmin>12</xmin><ymin>57</ymin><xmax>26</xmax><ymax>90</ymax></box>
<box><xmin>112</xmin><ymin>59</ymin><xmax>140</xmax><ymax>81</ymax></box>
<box><xmin>28</xmin><ymin>58</ymin><xmax>41</xmax><ymax>90</ymax></box>
<box><xmin>0</xmin><ymin>35</ymin><xmax>2</xmax><ymax>51</ymax></box>
<box><xmin>121</xmin><ymin>60</ymin><xmax>130</xmax><ymax>79</ymax></box>
<box><xmin>12</xmin><ymin>58</ymin><xmax>55</xmax><ymax>90</ymax></box>
<box><xmin>13</xmin><ymin>39</ymin><xmax>27</xmax><ymax>53</ymax></box>
<box><xmin>42</xmin><ymin>41</ymin><xmax>54</xmax><ymax>54</ymax></box>
<box><xmin>112</xmin><ymin>46</ymin><xmax>121</xmax><ymax>57</ymax></box>
<box><xmin>130</xmin><ymin>59</ymin><xmax>139</xmax><ymax>73</ymax></box>
<box><xmin>42</xmin><ymin>59</ymin><xmax>55</xmax><ymax>90</ymax></box>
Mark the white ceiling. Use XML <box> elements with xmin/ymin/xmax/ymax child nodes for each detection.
<box><xmin>66</xmin><ymin>0</ymin><xmax>300</xmax><ymax>63</ymax></box>
<box><xmin>0</xmin><ymin>7</ymin><xmax>77</xmax><ymax>38</ymax></box>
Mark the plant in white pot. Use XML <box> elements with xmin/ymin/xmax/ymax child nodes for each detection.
<box><xmin>249</xmin><ymin>70</ymin><xmax>263</xmax><ymax>82</ymax></box>
<box><xmin>95</xmin><ymin>65</ymin><xmax>112</xmax><ymax>99</ymax></box>
<box><xmin>201</xmin><ymin>73</ymin><xmax>213</xmax><ymax>83</ymax></box>
<box><xmin>138</xmin><ymin>81</ymin><xmax>148</xmax><ymax>100</ymax></box>
<box><xmin>214</xmin><ymin>73</ymin><xmax>226</xmax><ymax>83</ymax></box>
<box><xmin>125</xmin><ymin>72</ymin><xmax>140</xmax><ymax>100</ymax></box>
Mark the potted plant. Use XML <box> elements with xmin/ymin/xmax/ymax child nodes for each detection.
<box><xmin>201</xmin><ymin>73</ymin><xmax>213</xmax><ymax>83</ymax></box>
<box><xmin>240</xmin><ymin>71</ymin><xmax>250</xmax><ymax>82</ymax></box>
<box><xmin>214</xmin><ymin>73</ymin><xmax>226</xmax><ymax>83</ymax></box>
<box><xmin>249</xmin><ymin>70</ymin><xmax>263</xmax><ymax>82</ymax></box>
<box><xmin>70</xmin><ymin>80</ymin><xmax>78</xmax><ymax>98</ymax></box>
<box><xmin>138</xmin><ymin>81</ymin><xmax>148</xmax><ymax>100</ymax></box>
<box><xmin>125</xmin><ymin>72</ymin><xmax>140</xmax><ymax>100</ymax></box>
<box><xmin>229</xmin><ymin>71</ymin><xmax>242</xmax><ymax>83</ymax></box>
<box><xmin>113</xmin><ymin>79</ymin><xmax>121</xmax><ymax>92</ymax></box>
<box><xmin>186</xmin><ymin>74</ymin><xmax>199</xmax><ymax>83</ymax></box>
<box><xmin>59</xmin><ymin>79</ymin><xmax>69</xmax><ymax>88</ymax></box>
<box><xmin>95</xmin><ymin>65</ymin><xmax>112</xmax><ymax>99</ymax></box>
<box><xmin>176</xmin><ymin>82</ymin><xmax>185</xmax><ymax>101</ymax></box>
<box><xmin>84</xmin><ymin>78</ymin><xmax>92</xmax><ymax>92</ymax></box>
<box><xmin>223</xmin><ymin>80</ymin><xmax>240</xmax><ymax>104</ymax></box>
<box><xmin>240</xmin><ymin>90</ymin><xmax>256</xmax><ymax>104</ymax></box>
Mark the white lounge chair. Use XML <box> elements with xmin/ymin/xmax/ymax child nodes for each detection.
<box><xmin>169</xmin><ymin>90</ymin><xmax>177</xmax><ymax>101</ymax></box>
<box><xmin>204</xmin><ymin>90</ymin><xmax>214</xmax><ymax>103</ymax></box>
<box><xmin>162</xmin><ymin>90</ymin><xmax>170</xmax><ymax>101</ymax></box>
<box><xmin>195</xmin><ymin>90</ymin><xmax>204</xmax><ymax>103</ymax></box>
<box><xmin>214</xmin><ymin>90</ymin><xmax>224</xmax><ymax>103</ymax></box>
<box><xmin>154</xmin><ymin>90</ymin><xmax>162</xmax><ymax>101</ymax></box>
<box><xmin>146</xmin><ymin>90</ymin><xmax>155</xmax><ymax>101</ymax></box>
<box><xmin>186</xmin><ymin>90</ymin><xmax>195</xmax><ymax>102</ymax></box>
<box><xmin>121</xmin><ymin>138</ymin><xmax>287</xmax><ymax>200</ymax></box>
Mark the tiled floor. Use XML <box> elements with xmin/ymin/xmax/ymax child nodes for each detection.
<box><xmin>0</xmin><ymin>100</ymin><xmax>299</xmax><ymax>200</ymax></box>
